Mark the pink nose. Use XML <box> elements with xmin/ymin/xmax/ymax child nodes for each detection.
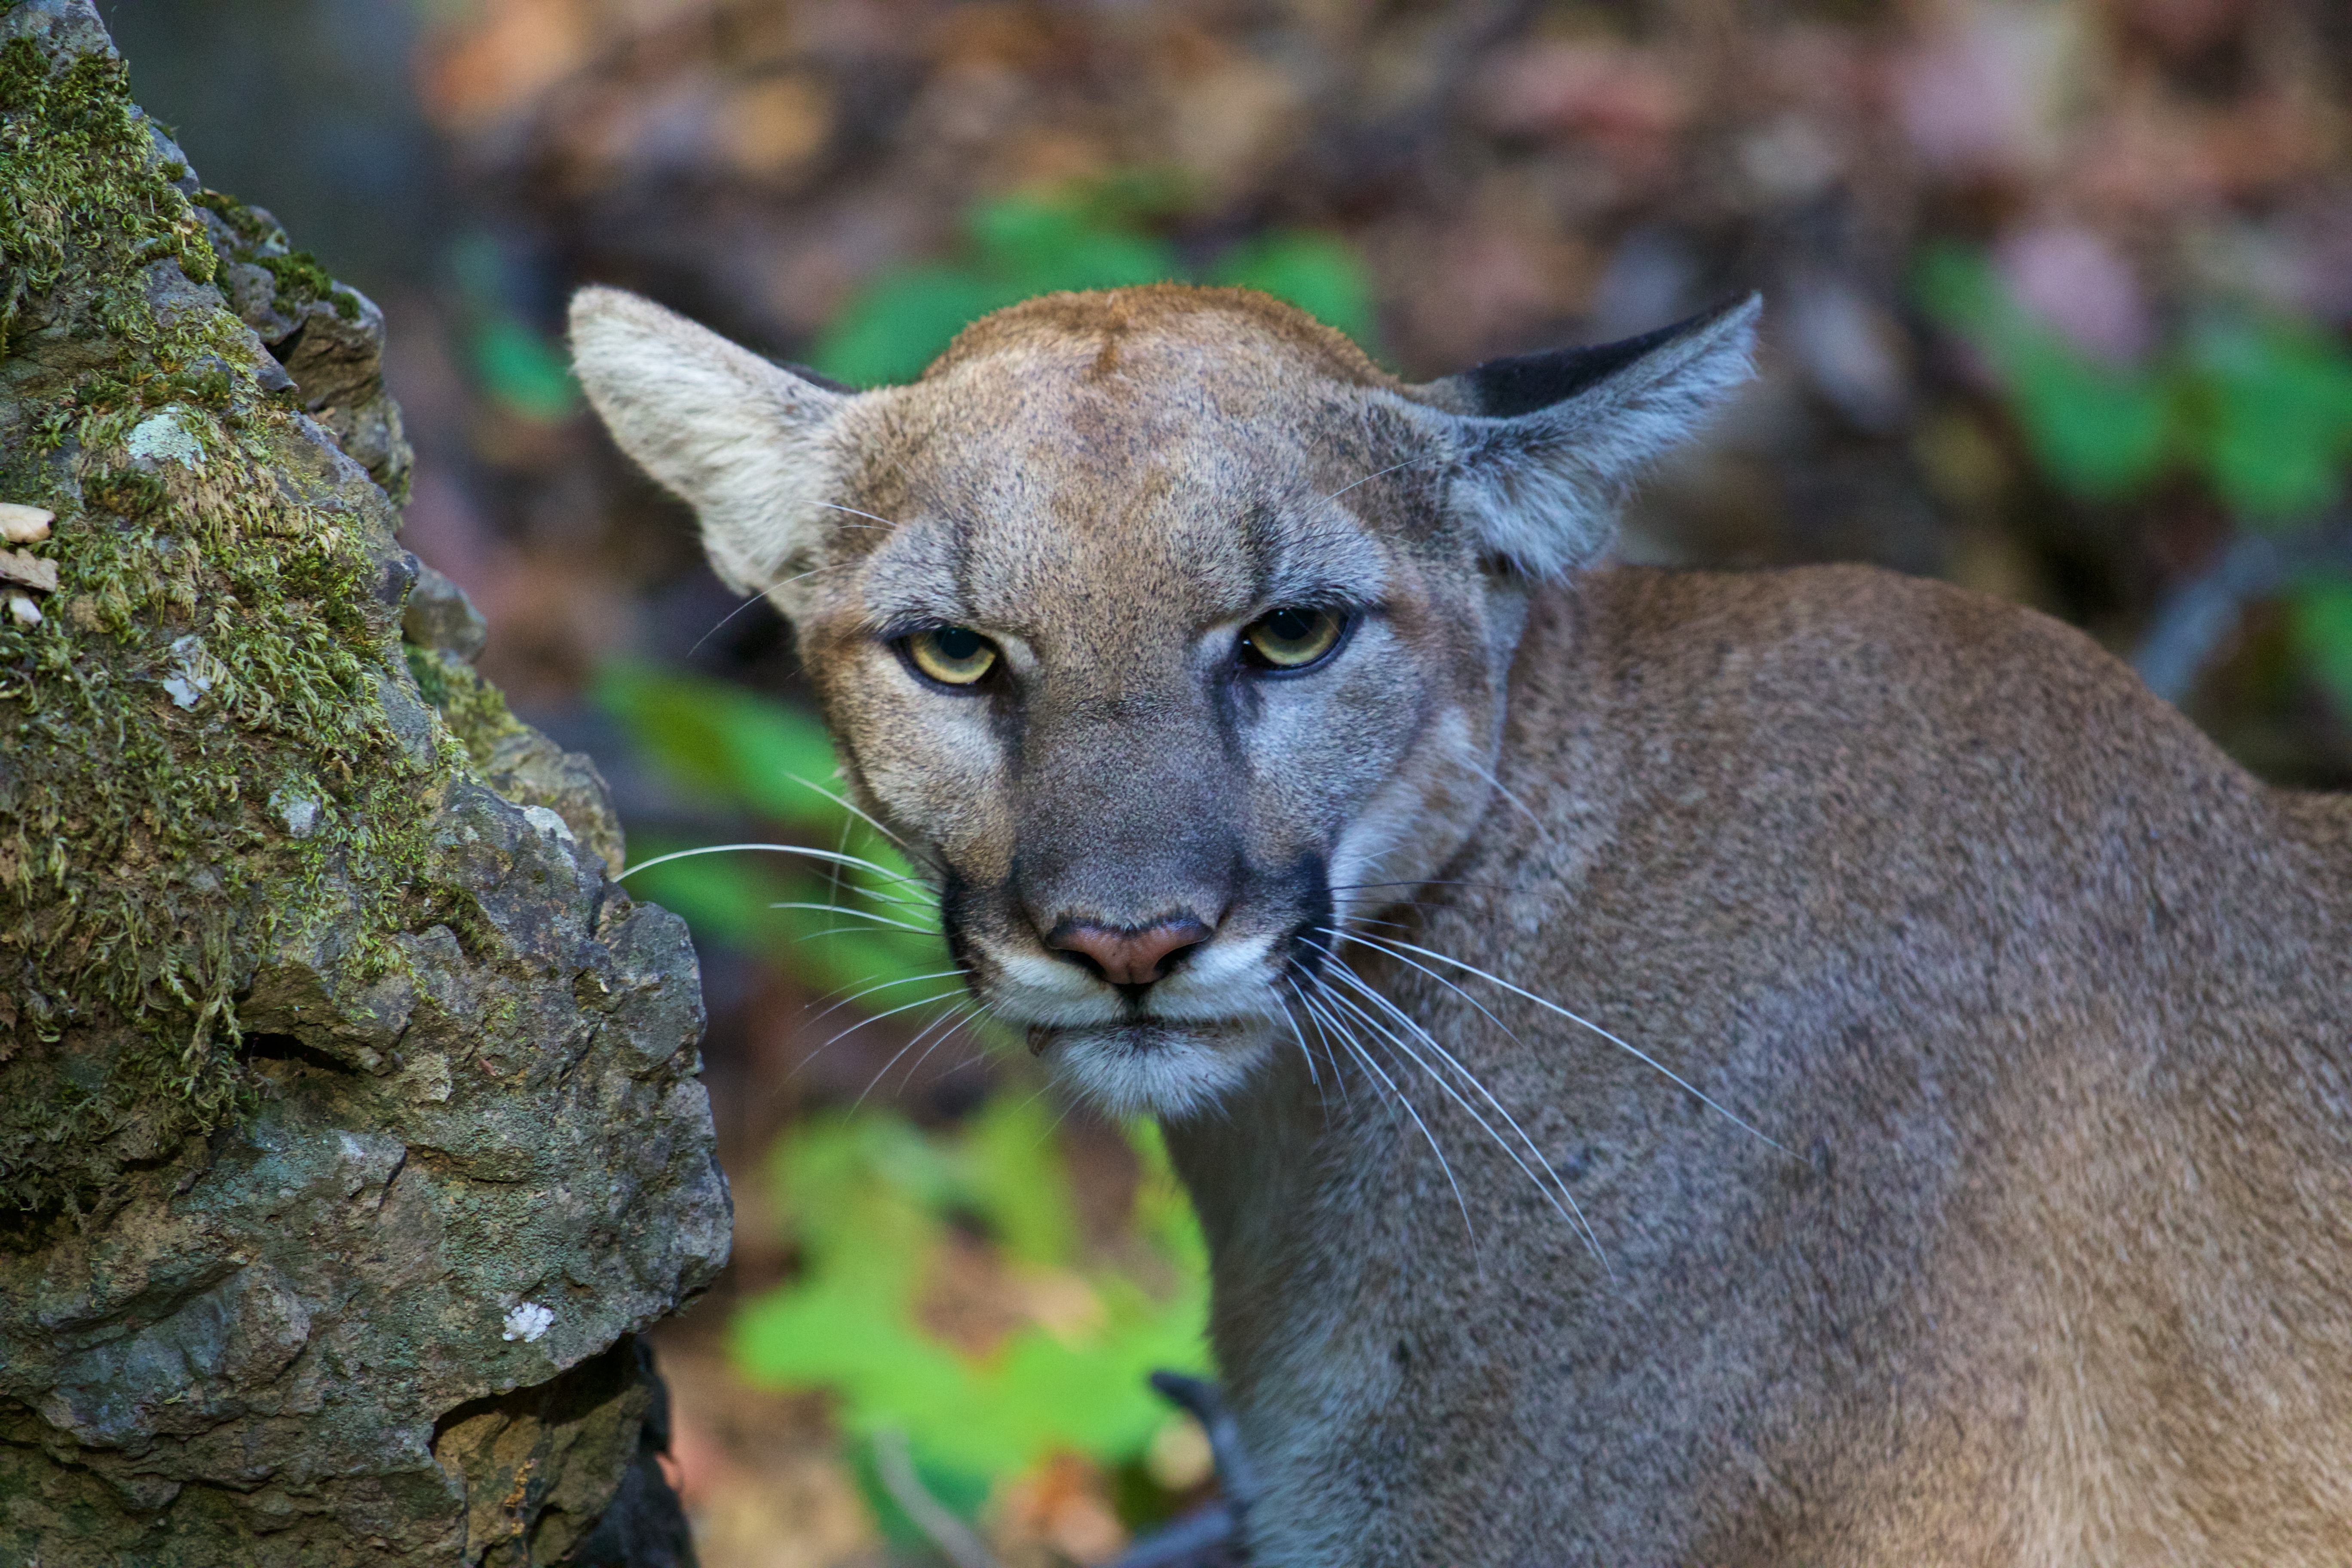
<box><xmin>1047</xmin><ymin>918</ymin><xmax>1213</xmax><ymax>987</ymax></box>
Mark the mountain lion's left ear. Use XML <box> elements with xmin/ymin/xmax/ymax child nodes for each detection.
<box><xmin>1403</xmin><ymin>294</ymin><xmax>1761</xmax><ymax>578</ymax></box>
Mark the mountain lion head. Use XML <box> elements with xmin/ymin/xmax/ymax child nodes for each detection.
<box><xmin>571</xmin><ymin>284</ymin><xmax>1755</xmax><ymax>1117</ymax></box>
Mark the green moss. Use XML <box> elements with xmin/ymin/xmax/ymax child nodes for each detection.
<box><xmin>191</xmin><ymin>186</ymin><xmax>285</xmax><ymax>249</ymax></box>
<box><xmin>256</xmin><ymin>251</ymin><xmax>360</xmax><ymax>322</ymax></box>
<box><xmin>0</xmin><ymin>32</ymin><xmax>453</xmax><ymax>1221</ymax></box>
<box><xmin>405</xmin><ymin>645</ymin><xmax>527</xmax><ymax>768</ymax></box>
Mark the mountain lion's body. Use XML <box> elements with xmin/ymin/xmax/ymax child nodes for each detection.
<box><xmin>1182</xmin><ymin>565</ymin><xmax>2352</xmax><ymax>1565</ymax></box>
<box><xmin>571</xmin><ymin>282</ymin><xmax>2352</xmax><ymax>1564</ymax></box>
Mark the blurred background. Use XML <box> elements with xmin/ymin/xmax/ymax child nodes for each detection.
<box><xmin>101</xmin><ymin>0</ymin><xmax>2352</xmax><ymax>1561</ymax></box>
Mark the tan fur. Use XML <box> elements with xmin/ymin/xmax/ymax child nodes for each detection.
<box><xmin>572</xmin><ymin>283</ymin><xmax>2352</xmax><ymax>1565</ymax></box>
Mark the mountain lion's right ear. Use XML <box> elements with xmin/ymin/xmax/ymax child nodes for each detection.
<box><xmin>1403</xmin><ymin>295</ymin><xmax>1761</xmax><ymax>578</ymax></box>
<box><xmin>568</xmin><ymin>285</ymin><xmax>855</xmax><ymax>601</ymax></box>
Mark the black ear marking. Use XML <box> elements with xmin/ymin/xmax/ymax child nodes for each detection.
<box><xmin>1462</xmin><ymin>300</ymin><xmax>1747</xmax><ymax>419</ymax></box>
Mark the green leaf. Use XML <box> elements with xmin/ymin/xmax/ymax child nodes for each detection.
<box><xmin>2184</xmin><ymin>317</ymin><xmax>2352</xmax><ymax>524</ymax></box>
<box><xmin>805</xmin><ymin>187</ymin><xmax>1372</xmax><ymax>389</ymax></box>
<box><xmin>2005</xmin><ymin>339</ymin><xmax>2173</xmax><ymax>500</ymax></box>
<box><xmin>1914</xmin><ymin>245</ymin><xmax>2172</xmax><ymax>500</ymax></box>
<box><xmin>470</xmin><ymin>314</ymin><xmax>580</xmax><ymax>422</ymax></box>
<box><xmin>2290</xmin><ymin>576</ymin><xmax>2352</xmax><ymax>711</ymax></box>
<box><xmin>972</xmin><ymin>195</ymin><xmax>1177</xmax><ymax>293</ymax></box>
<box><xmin>1210</xmin><ymin>230</ymin><xmax>1381</xmax><ymax>352</ymax></box>
<box><xmin>965</xmin><ymin>1092</ymin><xmax>1080</xmax><ymax>1268</ymax></box>
<box><xmin>811</xmin><ymin>266</ymin><xmax>1015</xmax><ymax>388</ymax></box>
<box><xmin>730</xmin><ymin>1105</ymin><xmax>1210</xmax><ymax>1488</ymax></box>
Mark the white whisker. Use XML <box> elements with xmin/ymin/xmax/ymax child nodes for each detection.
<box><xmin>815</xmin><ymin>986</ymin><xmax>968</xmax><ymax>1056</ymax></box>
<box><xmin>1298</xmin><ymin>977</ymin><xmax>1477</xmax><ymax>1248</ymax></box>
<box><xmin>1457</xmin><ymin>756</ymin><xmax>1556</xmax><ymax>847</ymax></box>
<box><xmin>1353</xmin><ymin>933</ymin><xmax>1784</xmax><ymax>1152</ymax></box>
<box><xmin>786</xmin><ymin>772</ymin><xmax>909</xmax><ymax>848</ymax></box>
<box><xmin>768</xmin><ymin>902</ymin><xmax>942</xmax><ymax>934</ymax></box>
<box><xmin>1321</xmin><ymin>456</ymin><xmax>1430</xmax><ymax>504</ymax></box>
<box><xmin>1285</xmin><ymin>976</ymin><xmax>1355</xmax><ymax>1103</ymax></box>
<box><xmin>1306</xmin><ymin>941</ymin><xmax>1602</xmax><ymax>1264</ymax></box>
<box><xmin>801</xmin><ymin>968</ymin><xmax>971</xmax><ymax>1029</ymax></box>
<box><xmin>619</xmin><ymin>841</ymin><xmax>938</xmax><ymax>894</ymax></box>
<box><xmin>857</xmin><ymin>998</ymin><xmax>975</xmax><ymax>1109</ymax></box>
<box><xmin>817</xmin><ymin>501</ymin><xmax>903</xmax><ymax>529</ymax></box>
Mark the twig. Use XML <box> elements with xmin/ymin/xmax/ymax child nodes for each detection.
<box><xmin>872</xmin><ymin>1428</ymin><xmax>1003</xmax><ymax>1568</ymax></box>
<box><xmin>2132</xmin><ymin>512</ymin><xmax>2352</xmax><ymax>704</ymax></box>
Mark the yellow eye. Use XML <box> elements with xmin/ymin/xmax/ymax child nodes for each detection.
<box><xmin>1240</xmin><ymin>606</ymin><xmax>1345</xmax><ymax>671</ymax></box>
<box><xmin>906</xmin><ymin>625</ymin><xmax>998</xmax><ymax>686</ymax></box>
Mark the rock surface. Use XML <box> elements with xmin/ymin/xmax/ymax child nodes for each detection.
<box><xmin>0</xmin><ymin>3</ymin><xmax>726</xmax><ymax>1562</ymax></box>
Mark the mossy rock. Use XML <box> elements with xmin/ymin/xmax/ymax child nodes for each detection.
<box><xmin>0</xmin><ymin>7</ymin><xmax>724</xmax><ymax>1564</ymax></box>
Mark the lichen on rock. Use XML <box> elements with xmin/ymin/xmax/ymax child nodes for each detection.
<box><xmin>0</xmin><ymin>4</ymin><xmax>726</xmax><ymax>1562</ymax></box>
<box><xmin>0</xmin><ymin>4</ymin><xmax>435</xmax><ymax>1222</ymax></box>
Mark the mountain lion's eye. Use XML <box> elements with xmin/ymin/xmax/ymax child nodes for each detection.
<box><xmin>906</xmin><ymin>626</ymin><xmax>998</xmax><ymax>686</ymax></box>
<box><xmin>1240</xmin><ymin>606</ymin><xmax>1345</xmax><ymax>671</ymax></box>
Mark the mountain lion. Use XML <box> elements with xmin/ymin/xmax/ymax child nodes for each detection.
<box><xmin>570</xmin><ymin>282</ymin><xmax>2352</xmax><ymax>1565</ymax></box>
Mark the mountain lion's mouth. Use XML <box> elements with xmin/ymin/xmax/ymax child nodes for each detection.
<box><xmin>1025</xmin><ymin>1016</ymin><xmax>1276</xmax><ymax>1118</ymax></box>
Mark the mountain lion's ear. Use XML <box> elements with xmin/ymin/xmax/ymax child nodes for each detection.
<box><xmin>568</xmin><ymin>285</ymin><xmax>855</xmax><ymax>601</ymax></box>
<box><xmin>1409</xmin><ymin>294</ymin><xmax>1761</xmax><ymax>578</ymax></box>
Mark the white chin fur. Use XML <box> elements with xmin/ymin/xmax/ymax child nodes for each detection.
<box><xmin>1041</xmin><ymin>1019</ymin><xmax>1274</xmax><ymax>1119</ymax></box>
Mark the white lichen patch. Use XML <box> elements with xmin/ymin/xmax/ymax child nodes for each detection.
<box><xmin>269</xmin><ymin>785</ymin><xmax>322</xmax><ymax>837</ymax></box>
<box><xmin>126</xmin><ymin>405</ymin><xmax>205</xmax><ymax>468</ymax></box>
<box><xmin>162</xmin><ymin>632</ymin><xmax>225</xmax><ymax>709</ymax></box>
<box><xmin>521</xmin><ymin>805</ymin><xmax>576</xmax><ymax>844</ymax></box>
<box><xmin>501</xmin><ymin>1302</ymin><xmax>555</xmax><ymax>1343</ymax></box>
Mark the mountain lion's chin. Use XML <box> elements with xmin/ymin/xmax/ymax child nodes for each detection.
<box><xmin>1031</xmin><ymin>1016</ymin><xmax>1276</xmax><ymax>1119</ymax></box>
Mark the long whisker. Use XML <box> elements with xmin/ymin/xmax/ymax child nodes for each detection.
<box><xmin>619</xmin><ymin>841</ymin><xmax>937</xmax><ymax>893</ymax></box>
<box><xmin>1306</xmin><ymin>942</ymin><xmax>1602</xmax><ymax>1263</ymax></box>
<box><xmin>685</xmin><ymin>591</ymin><xmax>786</xmax><ymax>658</ymax></box>
<box><xmin>814</xmin><ymin>986</ymin><xmax>968</xmax><ymax>1056</ymax></box>
<box><xmin>1321</xmin><ymin>456</ymin><xmax>1430</xmax><ymax>504</ymax></box>
<box><xmin>857</xmin><ymin>998</ymin><xmax>973</xmax><ymax>1109</ymax></box>
<box><xmin>1456</xmin><ymin>756</ymin><xmax>1555</xmax><ymax>847</ymax></box>
<box><xmin>786</xmin><ymin>772</ymin><xmax>909</xmax><ymax>849</ymax></box>
<box><xmin>1306</xmin><ymin>965</ymin><xmax>1598</xmax><ymax>1264</ymax></box>
<box><xmin>792</xmin><ymin>924</ymin><xmax>945</xmax><ymax>946</ymax></box>
<box><xmin>1286</xmin><ymin>976</ymin><xmax>1355</xmax><ymax>1103</ymax></box>
<box><xmin>768</xmin><ymin>902</ymin><xmax>942</xmax><ymax>934</ymax></box>
<box><xmin>890</xmin><ymin>1000</ymin><xmax>984</xmax><ymax>1095</ymax></box>
<box><xmin>801</xmin><ymin>968</ymin><xmax>971</xmax><ymax>1029</ymax></box>
<box><xmin>1352</xmin><ymin>933</ymin><xmax>1784</xmax><ymax>1153</ymax></box>
<box><xmin>684</xmin><ymin>556</ymin><xmax>862</xmax><ymax>657</ymax></box>
<box><xmin>817</xmin><ymin>501</ymin><xmax>903</xmax><ymax>529</ymax></box>
<box><xmin>1297</xmin><ymin>977</ymin><xmax>1476</xmax><ymax>1249</ymax></box>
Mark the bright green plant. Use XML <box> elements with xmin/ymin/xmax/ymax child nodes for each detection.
<box><xmin>1917</xmin><ymin>245</ymin><xmax>2352</xmax><ymax>707</ymax></box>
<box><xmin>812</xmin><ymin>181</ymin><xmax>1379</xmax><ymax>387</ymax></box>
<box><xmin>732</xmin><ymin>1099</ymin><xmax>1210</xmax><ymax>1536</ymax></box>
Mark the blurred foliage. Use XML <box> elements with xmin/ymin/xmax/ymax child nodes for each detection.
<box><xmin>814</xmin><ymin>182</ymin><xmax>1379</xmax><ymax>387</ymax></box>
<box><xmin>1917</xmin><ymin>247</ymin><xmax>2352</xmax><ymax>519</ymax></box>
<box><xmin>599</xmin><ymin>659</ymin><xmax>1212</xmax><ymax>1537</ymax></box>
<box><xmin>450</xmin><ymin>230</ymin><xmax>579</xmax><ymax>421</ymax></box>
<box><xmin>1921</xmin><ymin>246</ymin><xmax>2352</xmax><ymax>708</ymax></box>
<box><xmin>736</xmin><ymin>1103</ymin><xmax>1209</xmax><ymax>1540</ymax></box>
